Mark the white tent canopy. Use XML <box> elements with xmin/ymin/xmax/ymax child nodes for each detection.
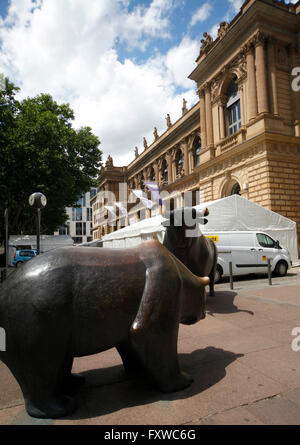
<box><xmin>102</xmin><ymin>215</ymin><xmax>166</xmax><ymax>249</ymax></box>
<box><xmin>10</xmin><ymin>235</ymin><xmax>74</xmax><ymax>252</ymax></box>
<box><xmin>102</xmin><ymin>195</ymin><xmax>299</xmax><ymax>265</ymax></box>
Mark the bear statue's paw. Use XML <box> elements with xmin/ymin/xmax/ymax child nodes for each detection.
<box><xmin>25</xmin><ymin>394</ymin><xmax>77</xmax><ymax>419</ymax></box>
<box><xmin>158</xmin><ymin>371</ymin><xmax>194</xmax><ymax>394</ymax></box>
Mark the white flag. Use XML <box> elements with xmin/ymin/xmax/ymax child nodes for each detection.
<box><xmin>115</xmin><ymin>202</ymin><xmax>128</xmax><ymax>217</ymax></box>
<box><xmin>104</xmin><ymin>206</ymin><xmax>116</xmax><ymax>218</ymax></box>
<box><xmin>132</xmin><ymin>190</ymin><xmax>154</xmax><ymax>209</ymax></box>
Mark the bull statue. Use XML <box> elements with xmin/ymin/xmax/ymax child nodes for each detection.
<box><xmin>163</xmin><ymin>207</ymin><xmax>218</xmax><ymax>297</ymax></box>
<box><xmin>0</xmin><ymin>240</ymin><xmax>209</xmax><ymax>419</ymax></box>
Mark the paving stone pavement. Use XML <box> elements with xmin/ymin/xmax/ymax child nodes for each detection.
<box><xmin>0</xmin><ymin>267</ymin><xmax>300</xmax><ymax>425</ymax></box>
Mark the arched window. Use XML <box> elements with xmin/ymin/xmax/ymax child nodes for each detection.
<box><xmin>231</xmin><ymin>182</ymin><xmax>241</xmax><ymax>196</ymax></box>
<box><xmin>175</xmin><ymin>150</ymin><xmax>184</xmax><ymax>177</ymax></box>
<box><xmin>150</xmin><ymin>167</ymin><xmax>156</xmax><ymax>182</ymax></box>
<box><xmin>193</xmin><ymin>138</ymin><xmax>202</xmax><ymax>168</ymax></box>
<box><xmin>140</xmin><ymin>173</ymin><xmax>145</xmax><ymax>191</ymax></box>
<box><xmin>161</xmin><ymin>159</ymin><xmax>168</xmax><ymax>185</ymax></box>
<box><xmin>226</xmin><ymin>77</ymin><xmax>241</xmax><ymax>136</ymax></box>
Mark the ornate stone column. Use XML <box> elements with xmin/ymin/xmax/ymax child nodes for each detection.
<box><xmin>245</xmin><ymin>42</ymin><xmax>258</xmax><ymax>120</ymax></box>
<box><xmin>172</xmin><ymin>157</ymin><xmax>177</xmax><ymax>181</ymax></box>
<box><xmin>188</xmin><ymin>148</ymin><xmax>194</xmax><ymax>172</ymax></box>
<box><xmin>182</xmin><ymin>141</ymin><xmax>190</xmax><ymax>176</ymax></box>
<box><xmin>254</xmin><ymin>32</ymin><xmax>269</xmax><ymax>114</ymax></box>
<box><xmin>153</xmin><ymin>162</ymin><xmax>159</xmax><ymax>184</ymax></box>
<box><xmin>218</xmin><ymin>95</ymin><xmax>227</xmax><ymax>139</ymax></box>
<box><xmin>267</xmin><ymin>37</ymin><xmax>279</xmax><ymax>116</ymax></box>
<box><xmin>198</xmin><ymin>88</ymin><xmax>207</xmax><ymax>150</ymax></box>
<box><xmin>237</xmin><ymin>81</ymin><xmax>246</xmax><ymax>127</ymax></box>
<box><xmin>205</xmin><ymin>83</ymin><xmax>214</xmax><ymax>148</ymax></box>
<box><xmin>166</xmin><ymin>152</ymin><xmax>173</xmax><ymax>184</ymax></box>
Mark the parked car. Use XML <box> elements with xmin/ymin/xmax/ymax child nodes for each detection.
<box><xmin>203</xmin><ymin>231</ymin><xmax>292</xmax><ymax>283</ymax></box>
<box><xmin>13</xmin><ymin>249</ymin><xmax>39</xmax><ymax>267</ymax></box>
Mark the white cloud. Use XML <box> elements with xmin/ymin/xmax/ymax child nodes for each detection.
<box><xmin>190</xmin><ymin>3</ymin><xmax>212</xmax><ymax>27</ymax></box>
<box><xmin>165</xmin><ymin>36</ymin><xmax>199</xmax><ymax>89</ymax></box>
<box><xmin>119</xmin><ymin>0</ymin><xmax>173</xmax><ymax>50</ymax></box>
<box><xmin>227</xmin><ymin>0</ymin><xmax>243</xmax><ymax>14</ymax></box>
<box><xmin>0</xmin><ymin>0</ymin><xmax>199</xmax><ymax>166</ymax></box>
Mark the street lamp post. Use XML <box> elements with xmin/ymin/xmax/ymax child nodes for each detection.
<box><xmin>4</xmin><ymin>209</ymin><xmax>8</xmax><ymax>273</ymax></box>
<box><xmin>29</xmin><ymin>193</ymin><xmax>47</xmax><ymax>255</ymax></box>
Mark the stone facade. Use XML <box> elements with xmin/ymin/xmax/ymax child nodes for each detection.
<box><xmin>92</xmin><ymin>0</ymin><xmax>300</xmax><ymax>249</ymax></box>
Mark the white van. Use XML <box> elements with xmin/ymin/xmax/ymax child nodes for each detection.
<box><xmin>203</xmin><ymin>231</ymin><xmax>292</xmax><ymax>283</ymax></box>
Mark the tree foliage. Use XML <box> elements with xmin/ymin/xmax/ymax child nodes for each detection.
<box><xmin>0</xmin><ymin>77</ymin><xmax>102</xmax><ymax>237</ymax></box>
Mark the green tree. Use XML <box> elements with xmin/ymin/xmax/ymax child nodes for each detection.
<box><xmin>0</xmin><ymin>78</ymin><xmax>102</xmax><ymax>236</ymax></box>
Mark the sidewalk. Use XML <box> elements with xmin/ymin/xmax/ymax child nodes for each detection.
<box><xmin>0</xmin><ymin>270</ymin><xmax>300</xmax><ymax>425</ymax></box>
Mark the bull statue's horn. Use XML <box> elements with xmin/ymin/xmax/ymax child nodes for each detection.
<box><xmin>198</xmin><ymin>276</ymin><xmax>210</xmax><ymax>286</ymax></box>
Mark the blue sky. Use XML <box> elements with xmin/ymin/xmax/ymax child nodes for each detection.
<box><xmin>0</xmin><ymin>1</ymin><xmax>8</xmax><ymax>18</ymax></box>
<box><xmin>0</xmin><ymin>0</ymin><xmax>295</xmax><ymax>165</ymax></box>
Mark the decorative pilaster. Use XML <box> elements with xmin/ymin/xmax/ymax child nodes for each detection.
<box><xmin>166</xmin><ymin>152</ymin><xmax>173</xmax><ymax>184</ymax></box>
<box><xmin>267</xmin><ymin>37</ymin><xmax>279</xmax><ymax>116</ymax></box>
<box><xmin>154</xmin><ymin>162</ymin><xmax>159</xmax><ymax>185</ymax></box>
<box><xmin>204</xmin><ymin>83</ymin><xmax>214</xmax><ymax>148</ymax></box>
<box><xmin>198</xmin><ymin>88</ymin><xmax>207</xmax><ymax>150</ymax></box>
<box><xmin>254</xmin><ymin>32</ymin><xmax>269</xmax><ymax>114</ymax></box>
<box><xmin>237</xmin><ymin>80</ymin><xmax>246</xmax><ymax>127</ymax></box>
<box><xmin>245</xmin><ymin>42</ymin><xmax>258</xmax><ymax>121</ymax></box>
<box><xmin>188</xmin><ymin>148</ymin><xmax>194</xmax><ymax>172</ymax></box>
<box><xmin>182</xmin><ymin>142</ymin><xmax>190</xmax><ymax>176</ymax></box>
<box><xmin>218</xmin><ymin>95</ymin><xmax>227</xmax><ymax>140</ymax></box>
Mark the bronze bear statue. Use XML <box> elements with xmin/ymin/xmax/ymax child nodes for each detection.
<box><xmin>0</xmin><ymin>240</ymin><xmax>209</xmax><ymax>419</ymax></box>
<box><xmin>163</xmin><ymin>208</ymin><xmax>218</xmax><ymax>297</ymax></box>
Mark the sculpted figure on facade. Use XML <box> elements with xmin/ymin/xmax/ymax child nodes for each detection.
<box><xmin>153</xmin><ymin>127</ymin><xmax>159</xmax><ymax>141</ymax></box>
<box><xmin>200</xmin><ymin>32</ymin><xmax>214</xmax><ymax>56</ymax></box>
<box><xmin>182</xmin><ymin>98</ymin><xmax>188</xmax><ymax>115</ymax></box>
<box><xmin>176</xmin><ymin>164</ymin><xmax>185</xmax><ymax>179</ymax></box>
<box><xmin>105</xmin><ymin>155</ymin><xmax>114</xmax><ymax>167</ymax></box>
<box><xmin>166</xmin><ymin>114</ymin><xmax>172</xmax><ymax>129</ymax></box>
<box><xmin>143</xmin><ymin>138</ymin><xmax>148</xmax><ymax>151</ymax></box>
<box><xmin>218</xmin><ymin>22</ymin><xmax>229</xmax><ymax>40</ymax></box>
<box><xmin>134</xmin><ymin>147</ymin><xmax>139</xmax><ymax>159</ymax></box>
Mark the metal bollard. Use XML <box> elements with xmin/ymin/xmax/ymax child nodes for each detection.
<box><xmin>229</xmin><ymin>262</ymin><xmax>234</xmax><ymax>290</ymax></box>
<box><xmin>268</xmin><ymin>259</ymin><xmax>272</xmax><ymax>286</ymax></box>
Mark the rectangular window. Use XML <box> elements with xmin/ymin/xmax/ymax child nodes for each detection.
<box><xmin>227</xmin><ymin>100</ymin><xmax>241</xmax><ymax>136</ymax></box>
<box><xmin>86</xmin><ymin>208</ymin><xmax>92</xmax><ymax>221</ymax></box>
<box><xmin>83</xmin><ymin>222</ymin><xmax>86</xmax><ymax>236</ymax></box>
<box><xmin>76</xmin><ymin>222</ymin><xmax>82</xmax><ymax>236</ymax></box>
<box><xmin>76</xmin><ymin>208</ymin><xmax>82</xmax><ymax>221</ymax></box>
<box><xmin>90</xmin><ymin>188</ymin><xmax>97</xmax><ymax>199</ymax></box>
